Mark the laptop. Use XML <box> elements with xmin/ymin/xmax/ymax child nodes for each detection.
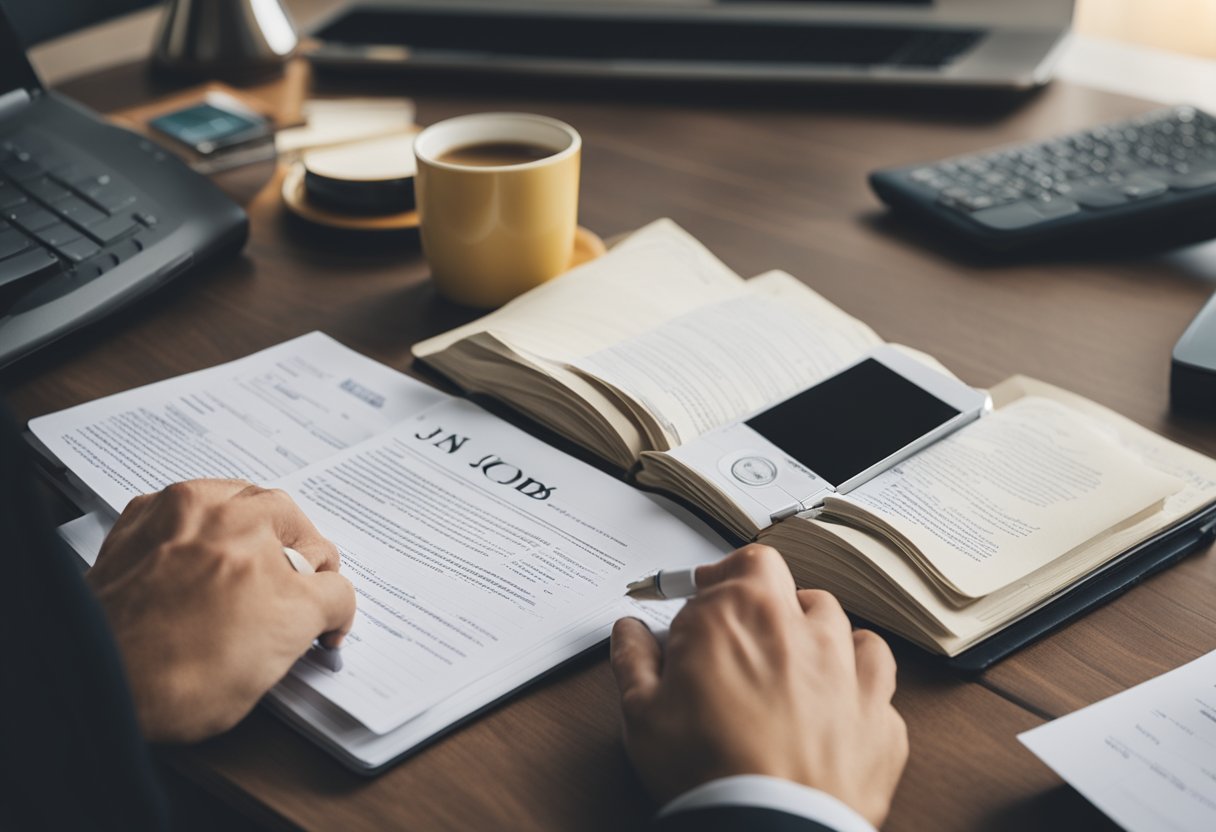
<box><xmin>309</xmin><ymin>0</ymin><xmax>1075</xmax><ymax>90</ymax></box>
<box><xmin>0</xmin><ymin>4</ymin><xmax>247</xmax><ymax>370</ymax></box>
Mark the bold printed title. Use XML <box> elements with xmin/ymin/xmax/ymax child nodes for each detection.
<box><xmin>414</xmin><ymin>426</ymin><xmax>557</xmax><ymax>500</ymax></box>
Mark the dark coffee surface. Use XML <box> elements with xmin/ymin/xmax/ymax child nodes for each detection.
<box><xmin>437</xmin><ymin>141</ymin><xmax>556</xmax><ymax>167</ymax></box>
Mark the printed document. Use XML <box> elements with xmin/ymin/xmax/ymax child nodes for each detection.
<box><xmin>38</xmin><ymin>334</ymin><xmax>727</xmax><ymax>736</ymax></box>
<box><xmin>1020</xmin><ymin>650</ymin><xmax>1216</xmax><ymax>832</ymax></box>
<box><xmin>29</xmin><ymin>332</ymin><xmax>447</xmax><ymax>514</ymax></box>
<box><xmin>279</xmin><ymin>398</ymin><xmax>720</xmax><ymax>733</ymax></box>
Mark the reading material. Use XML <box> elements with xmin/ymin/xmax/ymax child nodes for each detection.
<box><xmin>34</xmin><ymin>221</ymin><xmax>1216</xmax><ymax>770</ymax></box>
<box><xmin>412</xmin><ymin>219</ymin><xmax>1216</xmax><ymax>658</ymax></box>
<box><xmin>34</xmin><ymin>333</ymin><xmax>726</xmax><ymax>767</ymax></box>
<box><xmin>1019</xmin><ymin>650</ymin><xmax>1216</xmax><ymax>832</ymax></box>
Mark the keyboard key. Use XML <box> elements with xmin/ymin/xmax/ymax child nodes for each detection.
<box><xmin>57</xmin><ymin>236</ymin><xmax>101</xmax><ymax>263</ymax></box>
<box><xmin>0</xmin><ymin>158</ymin><xmax>44</xmax><ymax>181</ymax></box>
<box><xmin>1120</xmin><ymin>177</ymin><xmax>1169</xmax><ymax>200</ymax></box>
<box><xmin>33</xmin><ymin>222</ymin><xmax>82</xmax><ymax>249</ymax></box>
<box><xmin>92</xmin><ymin>189</ymin><xmax>137</xmax><ymax>213</ymax></box>
<box><xmin>48</xmin><ymin>164</ymin><xmax>98</xmax><ymax>186</ymax></box>
<box><xmin>1071</xmin><ymin>185</ymin><xmax>1128</xmax><ymax>208</ymax></box>
<box><xmin>1027</xmin><ymin>195</ymin><xmax>1081</xmax><ymax>218</ymax></box>
<box><xmin>0</xmin><ymin>184</ymin><xmax>25</xmax><ymax>209</ymax></box>
<box><xmin>970</xmin><ymin>202</ymin><xmax>1051</xmax><ymax>231</ymax></box>
<box><xmin>73</xmin><ymin>251</ymin><xmax>119</xmax><ymax>279</ymax></box>
<box><xmin>24</xmin><ymin>177</ymin><xmax>71</xmax><ymax>204</ymax></box>
<box><xmin>83</xmin><ymin>212</ymin><xmax>138</xmax><ymax>244</ymax></box>
<box><xmin>134</xmin><ymin>211</ymin><xmax>158</xmax><ymax>228</ymax></box>
<box><xmin>55</xmin><ymin>196</ymin><xmax>106</xmax><ymax>227</ymax></box>
<box><xmin>0</xmin><ymin>228</ymin><xmax>31</xmax><ymax>260</ymax></box>
<box><xmin>1167</xmin><ymin>169</ymin><xmax>1216</xmax><ymax>190</ymax></box>
<box><xmin>7</xmin><ymin>203</ymin><xmax>58</xmax><ymax>231</ymax></box>
<box><xmin>109</xmin><ymin>235</ymin><xmax>147</xmax><ymax>265</ymax></box>
<box><xmin>0</xmin><ymin>247</ymin><xmax>58</xmax><ymax>290</ymax></box>
<box><xmin>71</xmin><ymin>173</ymin><xmax>114</xmax><ymax>193</ymax></box>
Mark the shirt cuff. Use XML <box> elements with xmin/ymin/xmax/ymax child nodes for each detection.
<box><xmin>658</xmin><ymin>775</ymin><xmax>877</xmax><ymax>832</ymax></box>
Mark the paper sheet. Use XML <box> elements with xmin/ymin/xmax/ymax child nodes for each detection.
<box><xmin>29</xmin><ymin>332</ymin><xmax>447</xmax><ymax>514</ymax></box>
<box><xmin>1020</xmin><ymin>650</ymin><xmax>1216</xmax><ymax>832</ymax></box>
<box><xmin>55</xmin><ymin>393</ymin><xmax>728</xmax><ymax>735</ymax></box>
<box><xmin>278</xmin><ymin>398</ymin><xmax>724</xmax><ymax>733</ymax></box>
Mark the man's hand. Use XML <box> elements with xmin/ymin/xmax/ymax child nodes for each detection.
<box><xmin>610</xmin><ymin>545</ymin><xmax>908</xmax><ymax>827</ymax></box>
<box><xmin>86</xmin><ymin>479</ymin><xmax>356</xmax><ymax>743</ymax></box>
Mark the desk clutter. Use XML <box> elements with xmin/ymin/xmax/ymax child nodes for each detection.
<box><xmin>30</xmin><ymin>219</ymin><xmax>1216</xmax><ymax>779</ymax></box>
<box><xmin>15</xmin><ymin>5</ymin><xmax>1216</xmax><ymax>821</ymax></box>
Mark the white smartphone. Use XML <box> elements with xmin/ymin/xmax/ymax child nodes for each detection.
<box><xmin>667</xmin><ymin>345</ymin><xmax>991</xmax><ymax>527</ymax></box>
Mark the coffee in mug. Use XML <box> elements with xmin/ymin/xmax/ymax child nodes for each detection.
<box><xmin>414</xmin><ymin>113</ymin><xmax>581</xmax><ymax>308</ymax></box>
<box><xmin>436</xmin><ymin>141</ymin><xmax>555</xmax><ymax>168</ymax></box>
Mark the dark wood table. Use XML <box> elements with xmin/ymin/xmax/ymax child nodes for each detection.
<box><xmin>7</xmin><ymin>49</ymin><xmax>1216</xmax><ymax>832</ymax></box>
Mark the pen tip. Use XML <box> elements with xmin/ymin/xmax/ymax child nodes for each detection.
<box><xmin>625</xmin><ymin>574</ymin><xmax>663</xmax><ymax>600</ymax></box>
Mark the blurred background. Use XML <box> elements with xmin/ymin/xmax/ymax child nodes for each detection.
<box><xmin>1076</xmin><ymin>0</ymin><xmax>1216</xmax><ymax>58</ymax></box>
<box><xmin>14</xmin><ymin>1</ymin><xmax>1216</xmax><ymax>86</ymax></box>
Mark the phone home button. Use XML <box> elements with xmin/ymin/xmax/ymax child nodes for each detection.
<box><xmin>731</xmin><ymin>456</ymin><xmax>778</xmax><ymax>486</ymax></box>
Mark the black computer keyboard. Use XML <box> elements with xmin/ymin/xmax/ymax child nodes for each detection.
<box><xmin>869</xmin><ymin>106</ymin><xmax>1216</xmax><ymax>252</ymax></box>
<box><xmin>0</xmin><ymin>130</ymin><xmax>165</xmax><ymax>309</ymax></box>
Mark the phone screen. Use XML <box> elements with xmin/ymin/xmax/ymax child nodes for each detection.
<box><xmin>149</xmin><ymin>103</ymin><xmax>267</xmax><ymax>153</ymax></box>
<box><xmin>745</xmin><ymin>358</ymin><xmax>961</xmax><ymax>487</ymax></box>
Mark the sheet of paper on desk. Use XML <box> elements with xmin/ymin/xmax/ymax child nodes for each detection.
<box><xmin>1019</xmin><ymin>650</ymin><xmax>1216</xmax><ymax>832</ymax></box>
<box><xmin>30</xmin><ymin>332</ymin><xmax>447</xmax><ymax>515</ymax></box>
<box><xmin>278</xmin><ymin>398</ymin><xmax>723</xmax><ymax>734</ymax></box>
<box><xmin>57</xmin><ymin>399</ymin><xmax>724</xmax><ymax>738</ymax></box>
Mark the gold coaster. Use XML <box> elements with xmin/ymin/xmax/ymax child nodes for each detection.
<box><xmin>570</xmin><ymin>226</ymin><xmax>608</xmax><ymax>268</ymax></box>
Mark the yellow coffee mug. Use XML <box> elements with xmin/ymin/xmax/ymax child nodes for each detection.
<box><xmin>413</xmin><ymin>113</ymin><xmax>581</xmax><ymax>308</ymax></box>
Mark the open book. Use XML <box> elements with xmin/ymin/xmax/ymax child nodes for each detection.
<box><xmin>29</xmin><ymin>333</ymin><xmax>725</xmax><ymax>771</ymax></box>
<box><xmin>413</xmin><ymin>219</ymin><xmax>1216</xmax><ymax>658</ymax></box>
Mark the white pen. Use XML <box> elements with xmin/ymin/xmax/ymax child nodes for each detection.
<box><xmin>625</xmin><ymin>566</ymin><xmax>699</xmax><ymax>600</ymax></box>
<box><xmin>282</xmin><ymin>546</ymin><xmax>345</xmax><ymax>672</ymax></box>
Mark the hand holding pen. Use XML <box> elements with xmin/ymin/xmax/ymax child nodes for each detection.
<box><xmin>611</xmin><ymin>545</ymin><xmax>908</xmax><ymax>828</ymax></box>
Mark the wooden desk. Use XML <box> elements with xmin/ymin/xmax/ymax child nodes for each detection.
<box><xmin>8</xmin><ymin>58</ymin><xmax>1216</xmax><ymax>831</ymax></box>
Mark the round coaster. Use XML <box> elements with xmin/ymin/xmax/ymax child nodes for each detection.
<box><xmin>570</xmin><ymin>225</ymin><xmax>608</xmax><ymax>268</ymax></box>
<box><xmin>283</xmin><ymin>161</ymin><xmax>419</xmax><ymax>231</ymax></box>
<box><xmin>303</xmin><ymin>132</ymin><xmax>418</xmax><ymax>215</ymax></box>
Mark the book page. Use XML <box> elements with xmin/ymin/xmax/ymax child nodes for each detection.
<box><xmin>570</xmin><ymin>271</ymin><xmax>882</xmax><ymax>445</ymax></box>
<box><xmin>411</xmin><ymin>218</ymin><xmax>747</xmax><ymax>362</ymax></box>
<box><xmin>1020</xmin><ymin>650</ymin><xmax>1216</xmax><ymax>832</ymax></box>
<box><xmin>272</xmin><ymin>398</ymin><xmax>725</xmax><ymax>734</ymax></box>
<box><xmin>831</xmin><ymin>397</ymin><xmax>1185</xmax><ymax>600</ymax></box>
<box><xmin>29</xmin><ymin>332</ymin><xmax>448</xmax><ymax>514</ymax></box>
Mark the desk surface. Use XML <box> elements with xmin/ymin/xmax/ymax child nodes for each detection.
<box><xmin>8</xmin><ymin>56</ymin><xmax>1216</xmax><ymax>831</ymax></box>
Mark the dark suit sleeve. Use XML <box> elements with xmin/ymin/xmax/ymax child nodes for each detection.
<box><xmin>654</xmin><ymin>806</ymin><xmax>837</xmax><ymax>832</ymax></box>
<box><xmin>0</xmin><ymin>405</ymin><xmax>169</xmax><ymax>832</ymax></box>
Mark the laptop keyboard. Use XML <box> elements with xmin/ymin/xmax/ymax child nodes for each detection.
<box><xmin>0</xmin><ymin>130</ymin><xmax>164</xmax><ymax>311</ymax></box>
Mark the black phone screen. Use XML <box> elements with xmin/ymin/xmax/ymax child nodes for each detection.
<box><xmin>745</xmin><ymin>358</ymin><xmax>961</xmax><ymax>486</ymax></box>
